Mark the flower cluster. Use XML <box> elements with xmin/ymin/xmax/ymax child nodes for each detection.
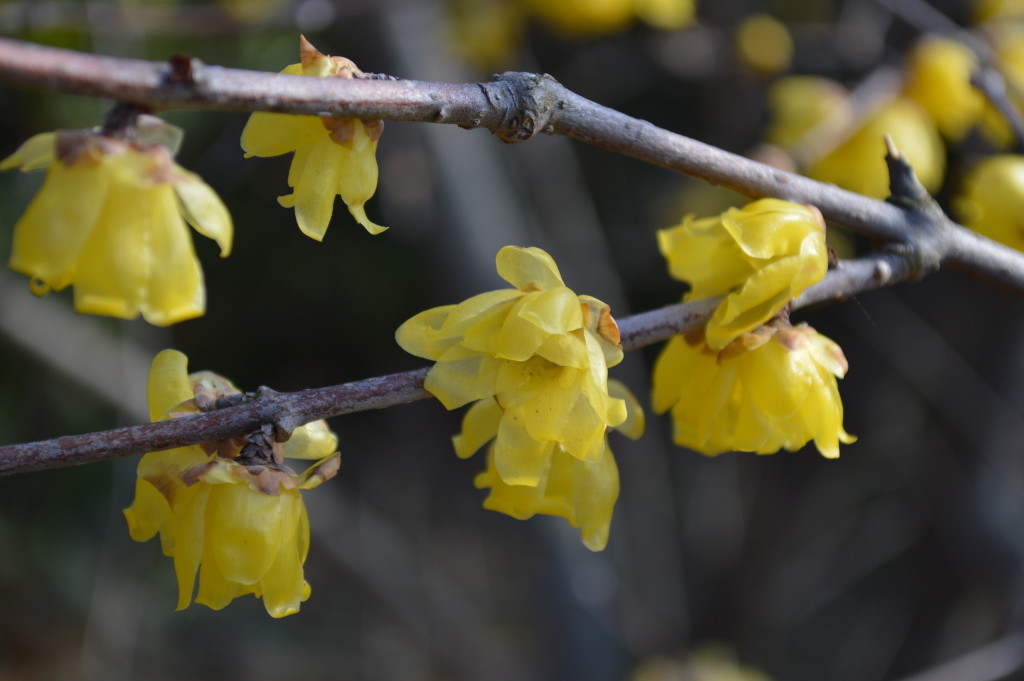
<box><xmin>658</xmin><ymin>198</ymin><xmax>828</xmax><ymax>349</ymax></box>
<box><xmin>1</xmin><ymin>120</ymin><xmax>232</xmax><ymax>326</ymax></box>
<box><xmin>652</xmin><ymin>322</ymin><xmax>855</xmax><ymax>458</ymax></box>
<box><xmin>123</xmin><ymin>350</ymin><xmax>340</xmax><ymax>618</ymax></box>
<box><xmin>241</xmin><ymin>36</ymin><xmax>386</xmax><ymax>240</ymax></box>
<box><xmin>396</xmin><ymin>246</ymin><xmax>640</xmax><ymax>550</ymax></box>
<box><xmin>653</xmin><ymin>200</ymin><xmax>854</xmax><ymax>458</ymax></box>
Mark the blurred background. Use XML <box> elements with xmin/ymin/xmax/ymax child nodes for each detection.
<box><xmin>1</xmin><ymin>0</ymin><xmax>1024</xmax><ymax>679</ymax></box>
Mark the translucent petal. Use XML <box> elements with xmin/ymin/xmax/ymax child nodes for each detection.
<box><xmin>424</xmin><ymin>355</ymin><xmax>498</xmax><ymax>410</ymax></box>
<box><xmin>282</xmin><ymin>419</ymin><xmax>338</xmax><ymax>461</ymax></box>
<box><xmin>494</xmin><ymin>296</ymin><xmax>550</xmax><ymax>360</ymax></box>
<box><xmin>7</xmin><ymin>161</ymin><xmax>109</xmax><ymax>292</ymax></box>
<box><xmin>395</xmin><ymin>305</ymin><xmax>460</xmax><ymax>360</ymax></box>
<box><xmin>743</xmin><ymin>338</ymin><xmax>813</xmax><ymax>420</ymax></box>
<box><xmin>535</xmin><ymin>332</ymin><xmax>588</xmax><ymax>368</ymax></box>
<box><xmin>608</xmin><ymin>380</ymin><xmax>645</xmax><ymax>440</ymax></box>
<box><xmin>516</xmin><ymin>286</ymin><xmax>583</xmax><ymax>334</ymax></box>
<box><xmin>134</xmin><ymin>189</ymin><xmax>207</xmax><ymax>327</ymax></box>
<box><xmin>174</xmin><ymin>167</ymin><xmax>234</xmax><ymax>257</ymax></box>
<box><xmin>173</xmin><ymin>484</ymin><xmax>211</xmax><ymax>610</ymax></box>
<box><xmin>453</xmin><ymin>397</ymin><xmax>502</xmax><ymax>458</ymax></box>
<box><xmin>562</xmin><ymin>444</ymin><xmax>619</xmax><ymax>551</ymax></box>
<box><xmin>651</xmin><ymin>336</ymin><xmax>696</xmax><ymax>414</ymax></box>
<box><xmin>207</xmin><ymin>484</ymin><xmax>289</xmax><ymax>585</ymax></box>
<box><xmin>291</xmin><ymin>137</ymin><xmax>344</xmax><ymax>241</ymax></box>
<box><xmin>258</xmin><ymin>492</ymin><xmax>308</xmax><ymax>618</ymax></box>
<box><xmin>338</xmin><ymin>128</ymin><xmax>387</xmax><ymax>234</ymax></box>
<box><xmin>241</xmin><ymin>110</ymin><xmax>324</xmax><ymax>159</ymax></box>
<box><xmin>519</xmin><ymin>381</ymin><xmax>580</xmax><ymax>443</ymax></box>
<box><xmin>195</xmin><ymin>550</ymin><xmax>242</xmax><ymax>611</ymax></box>
<box><xmin>147</xmin><ymin>349</ymin><xmax>194</xmax><ymax>422</ymax></box>
<box><xmin>495</xmin><ymin>245</ymin><xmax>565</xmax><ymax>291</ymax></box>
<box><xmin>494</xmin><ymin>410</ymin><xmax>554</xmax><ymax>485</ymax></box>
<box><xmin>559</xmin><ymin>395</ymin><xmax>606</xmax><ymax>461</ymax></box>
<box><xmin>123</xmin><ymin>479</ymin><xmax>172</xmax><ymax>542</ymax></box>
<box><xmin>0</xmin><ymin>131</ymin><xmax>56</xmax><ymax>171</ymax></box>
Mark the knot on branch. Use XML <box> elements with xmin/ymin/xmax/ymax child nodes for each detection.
<box><xmin>485</xmin><ymin>72</ymin><xmax>563</xmax><ymax>143</ymax></box>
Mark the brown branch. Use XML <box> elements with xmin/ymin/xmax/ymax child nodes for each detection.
<box><xmin>2</xmin><ymin>37</ymin><xmax>1022</xmax><ymax>291</ymax></box>
<box><xmin>0</xmin><ymin>252</ymin><xmax>915</xmax><ymax>476</ymax></box>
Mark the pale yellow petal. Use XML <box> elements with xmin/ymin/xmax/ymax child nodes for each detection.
<box><xmin>0</xmin><ymin>131</ymin><xmax>56</xmax><ymax>172</ymax></box>
<box><xmin>281</xmin><ymin>419</ymin><xmax>339</xmax><ymax>461</ymax></box>
<box><xmin>241</xmin><ymin>110</ymin><xmax>324</xmax><ymax>159</ymax></box>
<box><xmin>8</xmin><ymin>161</ymin><xmax>109</xmax><ymax>293</ymax></box>
<box><xmin>173</xmin><ymin>484</ymin><xmax>212</xmax><ymax>610</ymax></box>
<box><xmin>495</xmin><ymin>245</ymin><xmax>565</xmax><ymax>291</ymax></box>
<box><xmin>207</xmin><ymin>484</ymin><xmax>290</xmax><ymax>585</ymax></box>
<box><xmin>453</xmin><ymin>397</ymin><xmax>502</xmax><ymax>458</ymax></box>
<box><xmin>147</xmin><ymin>349</ymin><xmax>193</xmax><ymax>422</ymax></box>
<box><xmin>258</xmin><ymin>491</ymin><xmax>309</xmax><ymax>618</ymax></box>
<box><xmin>608</xmin><ymin>379</ymin><xmax>645</xmax><ymax>440</ymax></box>
<box><xmin>395</xmin><ymin>305</ymin><xmax>460</xmax><ymax>360</ymax></box>
<box><xmin>291</xmin><ymin>136</ymin><xmax>344</xmax><ymax>241</ymax></box>
<box><xmin>494</xmin><ymin>409</ymin><xmax>555</xmax><ymax>485</ymax></box>
<box><xmin>424</xmin><ymin>353</ymin><xmax>499</xmax><ymax>410</ymax></box>
<box><xmin>338</xmin><ymin>128</ymin><xmax>387</xmax><ymax>234</ymax></box>
<box><xmin>174</xmin><ymin>166</ymin><xmax>234</xmax><ymax>257</ymax></box>
<box><xmin>123</xmin><ymin>479</ymin><xmax>172</xmax><ymax>542</ymax></box>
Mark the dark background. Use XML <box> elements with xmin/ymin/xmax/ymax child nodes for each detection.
<box><xmin>1</xmin><ymin>0</ymin><xmax>1022</xmax><ymax>680</ymax></box>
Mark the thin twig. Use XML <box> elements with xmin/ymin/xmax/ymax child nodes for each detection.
<box><xmin>1</xmin><ymin>37</ymin><xmax>1024</xmax><ymax>291</ymax></box>
<box><xmin>0</xmin><ymin>252</ymin><xmax>914</xmax><ymax>476</ymax></box>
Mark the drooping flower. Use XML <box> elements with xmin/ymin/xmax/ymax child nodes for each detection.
<box><xmin>123</xmin><ymin>349</ymin><xmax>340</xmax><ymax>618</ymax></box>
<box><xmin>955</xmin><ymin>154</ymin><xmax>1024</xmax><ymax>251</ymax></box>
<box><xmin>240</xmin><ymin>36</ymin><xmax>386</xmax><ymax>240</ymax></box>
<box><xmin>1</xmin><ymin>120</ymin><xmax>232</xmax><ymax>326</ymax></box>
<box><xmin>658</xmin><ymin>198</ymin><xmax>828</xmax><ymax>350</ymax></box>
<box><xmin>396</xmin><ymin>246</ymin><xmax>638</xmax><ymax>549</ymax></box>
<box><xmin>458</xmin><ymin>380</ymin><xmax>643</xmax><ymax>551</ymax></box>
<box><xmin>651</xmin><ymin>320</ymin><xmax>855</xmax><ymax>458</ymax></box>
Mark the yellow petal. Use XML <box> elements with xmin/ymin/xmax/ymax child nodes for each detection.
<box><xmin>174</xmin><ymin>166</ymin><xmax>234</xmax><ymax>257</ymax></box>
<box><xmin>7</xmin><ymin>160</ymin><xmax>109</xmax><ymax>293</ymax></box>
<box><xmin>147</xmin><ymin>349</ymin><xmax>194</xmax><ymax>422</ymax></box>
<box><xmin>494</xmin><ymin>409</ymin><xmax>555</xmax><ymax>485</ymax></box>
<box><xmin>337</xmin><ymin>125</ymin><xmax>387</xmax><ymax>234</ymax></box>
<box><xmin>453</xmin><ymin>397</ymin><xmax>502</xmax><ymax>458</ymax></box>
<box><xmin>608</xmin><ymin>379</ymin><xmax>645</xmax><ymax>440</ymax></box>
<box><xmin>241</xmin><ymin>109</ymin><xmax>324</xmax><ymax>159</ymax></box>
<box><xmin>207</xmin><ymin>483</ymin><xmax>291</xmax><ymax>585</ymax></box>
<box><xmin>281</xmin><ymin>419</ymin><xmax>339</xmax><ymax>460</ymax></box>
<box><xmin>123</xmin><ymin>478</ymin><xmax>172</xmax><ymax>542</ymax></box>
<box><xmin>424</xmin><ymin>353</ymin><xmax>499</xmax><ymax>410</ymax></box>
<box><xmin>1</xmin><ymin>131</ymin><xmax>56</xmax><ymax>171</ymax></box>
<box><xmin>290</xmin><ymin>136</ymin><xmax>344</xmax><ymax>241</ymax></box>
<box><xmin>395</xmin><ymin>304</ymin><xmax>460</xmax><ymax>360</ymax></box>
<box><xmin>258</xmin><ymin>491</ymin><xmax>309</xmax><ymax>618</ymax></box>
<box><xmin>495</xmin><ymin>245</ymin><xmax>565</xmax><ymax>292</ymax></box>
<box><xmin>195</xmin><ymin>549</ymin><xmax>243</xmax><ymax>611</ymax></box>
<box><xmin>173</xmin><ymin>484</ymin><xmax>212</xmax><ymax>610</ymax></box>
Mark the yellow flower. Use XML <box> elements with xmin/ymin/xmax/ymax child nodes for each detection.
<box><xmin>396</xmin><ymin>246</ymin><xmax>638</xmax><ymax>549</ymax></box>
<box><xmin>240</xmin><ymin>36</ymin><xmax>386</xmax><ymax>240</ymax></box>
<box><xmin>658</xmin><ymin>198</ymin><xmax>828</xmax><ymax>350</ymax></box>
<box><xmin>734</xmin><ymin>14</ymin><xmax>794</xmax><ymax>76</ymax></box>
<box><xmin>809</xmin><ymin>98</ymin><xmax>945</xmax><ymax>199</ymax></box>
<box><xmin>1</xmin><ymin>123</ymin><xmax>232</xmax><ymax>326</ymax></box>
<box><xmin>955</xmin><ymin>154</ymin><xmax>1024</xmax><ymax>251</ymax></box>
<box><xmin>903</xmin><ymin>37</ymin><xmax>984</xmax><ymax>141</ymax></box>
<box><xmin>523</xmin><ymin>0</ymin><xmax>695</xmax><ymax>36</ymax></box>
<box><xmin>652</xmin><ymin>321</ymin><xmax>855</xmax><ymax>458</ymax></box>
<box><xmin>123</xmin><ymin>349</ymin><xmax>340</xmax><ymax>618</ymax></box>
<box><xmin>458</xmin><ymin>381</ymin><xmax>643</xmax><ymax>551</ymax></box>
<box><xmin>764</xmin><ymin>76</ymin><xmax>851</xmax><ymax>151</ymax></box>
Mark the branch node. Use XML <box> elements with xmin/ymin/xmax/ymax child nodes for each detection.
<box><xmin>883</xmin><ymin>137</ymin><xmax>949</xmax><ymax>279</ymax></box>
<box><xmin>486</xmin><ymin>72</ymin><xmax>562</xmax><ymax>143</ymax></box>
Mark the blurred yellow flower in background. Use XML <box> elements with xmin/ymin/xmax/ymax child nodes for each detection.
<box><xmin>124</xmin><ymin>349</ymin><xmax>340</xmax><ymax>618</ymax></box>
<box><xmin>626</xmin><ymin>644</ymin><xmax>772</xmax><ymax>681</ymax></box>
<box><xmin>764</xmin><ymin>76</ymin><xmax>851</xmax><ymax>152</ymax></box>
<box><xmin>903</xmin><ymin>36</ymin><xmax>984</xmax><ymax>141</ymax></box>
<box><xmin>809</xmin><ymin>98</ymin><xmax>945</xmax><ymax>199</ymax></box>
<box><xmin>396</xmin><ymin>246</ymin><xmax>638</xmax><ymax>549</ymax></box>
<box><xmin>523</xmin><ymin>0</ymin><xmax>695</xmax><ymax>36</ymax></box>
<box><xmin>1</xmin><ymin>124</ymin><xmax>232</xmax><ymax>326</ymax></box>
<box><xmin>652</xmin><ymin>321</ymin><xmax>855</xmax><ymax>458</ymax></box>
<box><xmin>734</xmin><ymin>14</ymin><xmax>793</xmax><ymax>76</ymax></box>
<box><xmin>956</xmin><ymin>154</ymin><xmax>1024</xmax><ymax>251</ymax></box>
<box><xmin>241</xmin><ymin>36</ymin><xmax>386</xmax><ymax>240</ymax></box>
<box><xmin>659</xmin><ymin>198</ymin><xmax>828</xmax><ymax>350</ymax></box>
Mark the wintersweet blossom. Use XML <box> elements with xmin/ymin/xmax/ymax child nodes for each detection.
<box><xmin>123</xmin><ymin>349</ymin><xmax>340</xmax><ymax>618</ymax></box>
<box><xmin>903</xmin><ymin>37</ymin><xmax>984</xmax><ymax>141</ymax></box>
<box><xmin>1</xmin><ymin>122</ymin><xmax>232</xmax><ymax>326</ymax></box>
<box><xmin>658</xmin><ymin>198</ymin><xmax>828</xmax><ymax>350</ymax></box>
<box><xmin>652</xmin><ymin>321</ymin><xmax>855</xmax><ymax>459</ymax></box>
<box><xmin>458</xmin><ymin>381</ymin><xmax>644</xmax><ymax>551</ymax></box>
<box><xmin>955</xmin><ymin>155</ymin><xmax>1024</xmax><ymax>251</ymax></box>
<box><xmin>396</xmin><ymin>246</ymin><xmax>638</xmax><ymax>549</ymax></box>
<box><xmin>240</xmin><ymin>36</ymin><xmax>386</xmax><ymax>240</ymax></box>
